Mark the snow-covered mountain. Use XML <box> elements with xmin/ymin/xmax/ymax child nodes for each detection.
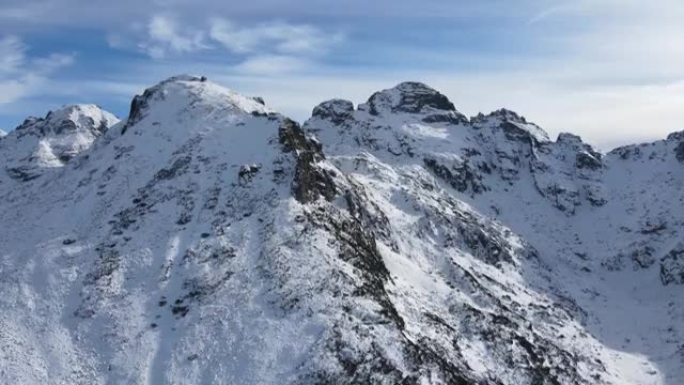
<box><xmin>0</xmin><ymin>104</ymin><xmax>118</xmax><ymax>181</ymax></box>
<box><xmin>0</xmin><ymin>76</ymin><xmax>682</xmax><ymax>385</ymax></box>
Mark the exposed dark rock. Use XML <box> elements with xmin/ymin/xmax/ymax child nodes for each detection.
<box><xmin>660</xmin><ymin>247</ymin><xmax>684</xmax><ymax>285</ymax></box>
<box><xmin>422</xmin><ymin>111</ymin><xmax>469</xmax><ymax>125</ymax></box>
<box><xmin>279</xmin><ymin>118</ymin><xmax>337</xmax><ymax>203</ymax></box>
<box><xmin>500</xmin><ymin>121</ymin><xmax>539</xmax><ymax>144</ymax></box>
<box><xmin>122</xmin><ymin>93</ymin><xmax>151</xmax><ymax>135</ymax></box>
<box><xmin>423</xmin><ymin>157</ymin><xmax>487</xmax><ymax>194</ymax></box>
<box><xmin>304</xmin><ymin>204</ymin><xmax>402</xmax><ymax>328</ymax></box>
<box><xmin>610</xmin><ymin>144</ymin><xmax>641</xmax><ymax>160</ymax></box>
<box><xmin>537</xmin><ymin>183</ymin><xmax>580</xmax><ymax>214</ymax></box>
<box><xmin>364</xmin><ymin>82</ymin><xmax>457</xmax><ymax>115</ymax></box>
<box><xmin>457</xmin><ymin>223</ymin><xmax>514</xmax><ymax>266</ymax></box>
<box><xmin>343</xmin><ymin>186</ymin><xmax>395</xmax><ymax>249</ymax></box>
<box><xmin>585</xmin><ymin>185</ymin><xmax>607</xmax><ymax>207</ymax></box>
<box><xmin>675</xmin><ymin>141</ymin><xmax>684</xmax><ymax>162</ymax></box>
<box><xmin>483</xmin><ymin>109</ymin><xmax>529</xmax><ymax>124</ymax></box>
<box><xmin>631</xmin><ymin>246</ymin><xmax>656</xmax><ymax>269</ymax></box>
<box><xmin>312</xmin><ymin>99</ymin><xmax>355</xmax><ymax>125</ymax></box>
<box><xmin>640</xmin><ymin>221</ymin><xmax>667</xmax><ymax>235</ymax></box>
<box><xmin>6</xmin><ymin>167</ymin><xmax>41</xmax><ymax>182</ymax></box>
<box><xmin>171</xmin><ymin>304</ymin><xmax>189</xmax><ymax>318</ymax></box>
<box><xmin>154</xmin><ymin>156</ymin><xmax>192</xmax><ymax>181</ymax></box>
<box><xmin>666</xmin><ymin>130</ymin><xmax>684</xmax><ymax>141</ymax></box>
<box><xmin>238</xmin><ymin>164</ymin><xmax>261</xmax><ymax>185</ymax></box>
<box><xmin>576</xmin><ymin>152</ymin><xmax>603</xmax><ymax>170</ymax></box>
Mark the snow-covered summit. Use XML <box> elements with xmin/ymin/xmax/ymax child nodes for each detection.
<box><xmin>0</xmin><ymin>128</ymin><xmax>6</xmax><ymax>138</ymax></box>
<box><xmin>122</xmin><ymin>75</ymin><xmax>271</xmax><ymax>134</ymax></box>
<box><xmin>471</xmin><ymin>108</ymin><xmax>550</xmax><ymax>143</ymax></box>
<box><xmin>14</xmin><ymin>104</ymin><xmax>118</xmax><ymax>138</ymax></box>
<box><xmin>356</xmin><ymin>81</ymin><xmax>468</xmax><ymax>124</ymax></box>
<box><xmin>0</xmin><ymin>104</ymin><xmax>119</xmax><ymax>181</ymax></box>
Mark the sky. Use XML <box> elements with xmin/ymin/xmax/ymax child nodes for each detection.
<box><xmin>1</xmin><ymin>0</ymin><xmax>683</xmax><ymax>149</ymax></box>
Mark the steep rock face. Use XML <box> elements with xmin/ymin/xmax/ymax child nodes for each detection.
<box><xmin>1</xmin><ymin>78</ymin><xmax>683</xmax><ymax>385</ymax></box>
<box><xmin>305</xmin><ymin>82</ymin><xmax>684</xmax><ymax>384</ymax></box>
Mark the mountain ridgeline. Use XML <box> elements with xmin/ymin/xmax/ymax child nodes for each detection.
<box><xmin>0</xmin><ymin>75</ymin><xmax>682</xmax><ymax>385</ymax></box>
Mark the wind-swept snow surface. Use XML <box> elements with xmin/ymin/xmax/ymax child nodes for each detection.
<box><xmin>0</xmin><ymin>76</ymin><xmax>682</xmax><ymax>384</ymax></box>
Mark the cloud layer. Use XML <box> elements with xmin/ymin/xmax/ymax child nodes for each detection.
<box><xmin>0</xmin><ymin>36</ymin><xmax>74</xmax><ymax>105</ymax></box>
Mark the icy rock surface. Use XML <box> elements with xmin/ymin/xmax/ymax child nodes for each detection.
<box><xmin>0</xmin><ymin>77</ymin><xmax>683</xmax><ymax>385</ymax></box>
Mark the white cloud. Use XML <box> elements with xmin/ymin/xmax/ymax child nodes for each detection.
<box><xmin>209</xmin><ymin>19</ymin><xmax>342</xmax><ymax>55</ymax></box>
<box><xmin>131</xmin><ymin>16</ymin><xmax>343</xmax><ymax>78</ymax></box>
<box><xmin>139</xmin><ymin>15</ymin><xmax>208</xmax><ymax>58</ymax></box>
<box><xmin>0</xmin><ymin>35</ymin><xmax>25</xmax><ymax>74</ymax></box>
<box><xmin>134</xmin><ymin>16</ymin><xmax>342</xmax><ymax>64</ymax></box>
<box><xmin>233</xmin><ymin>55</ymin><xmax>313</xmax><ymax>75</ymax></box>
<box><xmin>0</xmin><ymin>35</ymin><xmax>75</xmax><ymax>105</ymax></box>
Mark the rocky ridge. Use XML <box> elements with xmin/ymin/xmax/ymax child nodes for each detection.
<box><xmin>0</xmin><ymin>76</ymin><xmax>682</xmax><ymax>385</ymax></box>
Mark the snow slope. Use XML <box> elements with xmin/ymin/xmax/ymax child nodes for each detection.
<box><xmin>305</xmin><ymin>82</ymin><xmax>684</xmax><ymax>384</ymax></box>
<box><xmin>0</xmin><ymin>76</ymin><xmax>682</xmax><ymax>385</ymax></box>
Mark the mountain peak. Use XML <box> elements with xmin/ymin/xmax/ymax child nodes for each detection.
<box><xmin>486</xmin><ymin>108</ymin><xmax>527</xmax><ymax>123</ymax></box>
<box><xmin>1</xmin><ymin>104</ymin><xmax>119</xmax><ymax>180</ymax></box>
<box><xmin>359</xmin><ymin>81</ymin><xmax>457</xmax><ymax>116</ymax></box>
<box><xmin>123</xmin><ymin>74</ymin><xmax>272</xmax><ymax>133</ymax></box>
<box><xmin>472</xmin><ymin>108</ymin><xmax>550</xmax><ymax>143</ymax></box>
<box><xmin>14</xmin><ymin>104</ymin><xmax>118</xmax><ymax>138</ymax></box>
<box><xmin>666</xmin><ymin>129</ymin><xmax>684</xmax><ymax>142</ymax></box>
<box><xmin>3</xmin><ymin>76</ymin><xmax>684</xmax><ymax>384</ymax></box>
<box><xmin>311</xmin><ymin>99</ymin><xmax>355</xmax><ymax>124</ymax></box>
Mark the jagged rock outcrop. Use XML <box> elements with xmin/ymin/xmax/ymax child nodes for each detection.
<box><xmin>364</xmin><ymin>81</ymin><xmax>456</xmax><ymax>114</ymax></box>
<box><xmin>661</xmin><ymin>246</ymin><xmax>684</xmax><ymax>285</ymax></box>
<box><xmin>311</xmin><ymin>99</ymin><xmax>355</xmax><ymax>125</ymax></box>
<box><xmin>668</xmin><ymin>131</ymin><xmax>684</xmax><ymax>162</ymax></box>
<box><xmin>278</xmin><ymin>117</ymin><xmax>337</xmax><ymax>203</ymax></box>
<box><xmin>360</xmin><ymin>82</ymin><xmax>469</xmax><ymax>125</ymax></box>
